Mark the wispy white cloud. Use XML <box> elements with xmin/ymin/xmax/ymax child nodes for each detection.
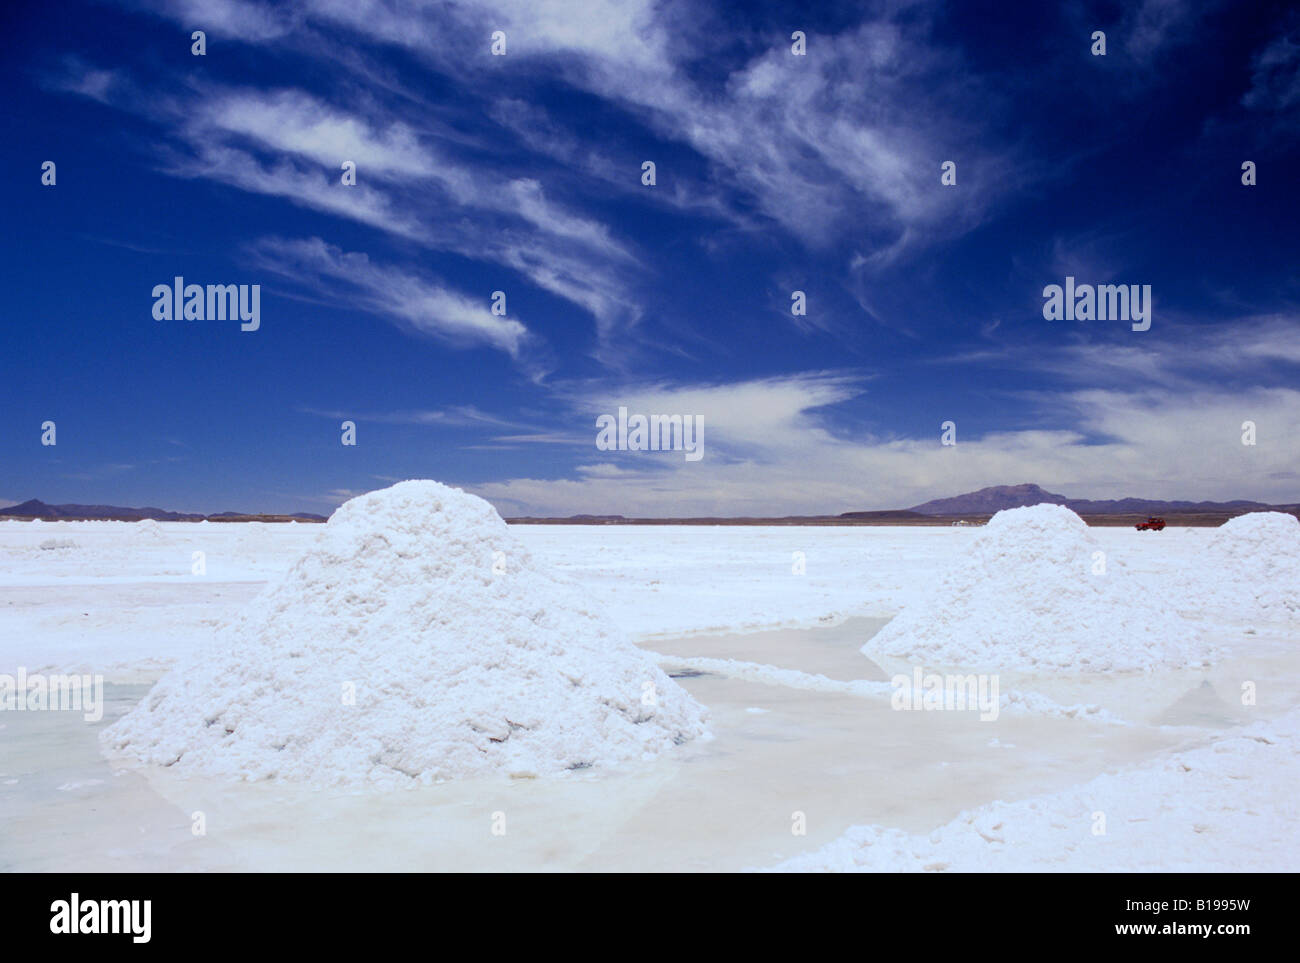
<box><xmin>52</xmin><ymin>68</ymin><xmax>645</xmax><ymax>359</ymax></box>
<box><xmin>936</xmin><ymin>313</ymin><xmax>1300</xmax><ymax>389</ymax></box>
<box><xmin>50</xmin><ymin>59</ymin><xmax>120</xmax><ymax>102</ymax></box>
<box><xmin>201</xmin><ymin>89</ymin><xmax>438</xmax><ymax>178</ymax></box>
<box><xmin>491</xmin><ymin>431</ymin><xmax>591</xmax><ymax>445</ymax></box>
<box><xmin>579</xmin><ymin>371</ymin><xmax>865</xmax><ymax>454</ymax></box>
<box><xmin>1123</xmin><ymin>0</ymin><xmax>1206</xmax><ymax>62</ymax></box>
<box><xmin>469</xmin><ymin>377</ymin><xmax>1300</xmax><ymax>515</ymax></box>
<box><xmin>142</xmin><ymin>0</ymin><xmax>299</xmax><ymax>41</ymax></box>
<box><xmin>167</xmin><ymin>142</ymin><xmax>428</xmax><ymax>239</ymax></box>
<box><xmin>298</xmin><ymin>404</ymin><xmax>529</xmax><ymax>429</ymax></box>
<box><xmin>130</xmin><ymin>0</ymin><xmax>1025</xmax><ymax>260</ymax></box>
<box><xmin>469</xmin><ymin>4</ymin><xmax>1021</xmax><ymax>254</ymax></box>
<box><xmin>251</xmin><ymin>236</ymin><xmax>532</xmax><ymax>358</ymax></box>
<box><xmin>1242</xmin><ymin>28</ymin><xmax>1300</xmax><ymax>117</ymax></box>
<box><xmin>298</xmin><ymin>487</ymin><xmax>370</xmax><ymax>506</ymax></box>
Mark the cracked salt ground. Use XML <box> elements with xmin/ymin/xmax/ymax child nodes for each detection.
<box><xmin>5</xmin><ymin>617</ymin><xmax>1293</xmax><ymax>872</ymax></box>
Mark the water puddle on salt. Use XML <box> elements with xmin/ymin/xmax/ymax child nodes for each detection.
<box><xmin>2</xmin><ymin>617</ymin><xmax>1296</xmax><ymax>871</ymax></box>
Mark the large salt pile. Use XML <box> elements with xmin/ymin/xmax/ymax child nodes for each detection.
<box><xmin>102</xmin><ymin>480</ymin><xmax>708</xmax><ymax>785</ymax></box>
<box><xmin>1193</xmin><ymin>512</ymin><xmax>1300</xmax><ymax>621</ymax></box>
<box><xmin>862</xmin><ymin>503</ymin><xmax>1210</xmax><ymax>672</ymax></box>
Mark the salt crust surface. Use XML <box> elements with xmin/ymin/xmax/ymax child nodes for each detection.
<box><xmin>772</xmin><ymin>706</ymin><xmax>1300</xmax><ymax>872</ymax></box>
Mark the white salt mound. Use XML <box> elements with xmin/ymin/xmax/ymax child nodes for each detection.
<box><xmin>129</xmin><ymin>518</ymin><xmax>168</xmax><ymax>541</ymax></box>
<box><xmin>862</xmin><ymin>503</ymin><xmax>1209</xmax><ymax>672</ymax></box>
<box><xmin>102</xmin><ymin>481</ymin><xmax>708</xmax><ymax>785</ymax></box>
<box><xmin>1193</xmin><ymin>512</ymin><xmax>1300</xmax><ymax>621</ymax></box>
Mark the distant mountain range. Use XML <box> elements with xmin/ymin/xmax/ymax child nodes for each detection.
<box><xmin>907</xmin><ymin>483</ymin><xmax>1297</xmax><ymax>516</ymax></box>
<box><xmin>0</xmin><ymin>499</ymin><xmax>326</xmax><ymax>522</ymax></box>
<box><xmin>509</xmin><ymin>483</ymin><xmax>1299</xmax><ymax>525</ymax></box>
<box><xmin>3</xmin><ymin>484</ymin><xmax>1295</xmax><ymax>525</ymax></box>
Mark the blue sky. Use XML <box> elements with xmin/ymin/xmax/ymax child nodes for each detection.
<box><xmin>2</xmin><ymin>0</ymin><xmax>1298</xmax><ymax>516</ymax></box>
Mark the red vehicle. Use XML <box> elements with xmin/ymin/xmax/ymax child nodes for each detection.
<box><xmin>1135</xmin><ymin>516</ymin><xmax>1166</xmax><ymax>531</ymax></box>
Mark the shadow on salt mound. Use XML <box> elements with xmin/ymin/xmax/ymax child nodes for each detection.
<box><xmin>101</xmin><ymin>480</ymin><xmax>710</xmax><ymax>787</ymax></box>
<box><xmin>862</xmin><ymin>503</ymin><xmax>1212</xmax><ymax>673</ymax></box>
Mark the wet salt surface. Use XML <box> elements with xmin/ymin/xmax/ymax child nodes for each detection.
<box><xmin>5</xmin><ymin>617</ymin><xmax>1292</xmax><ymax>872</ymax></box>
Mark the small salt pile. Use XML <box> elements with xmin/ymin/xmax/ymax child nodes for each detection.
<box><xmin>862</xmin><ymin>503</ymin><xmax>1210</xmax><ymax>672</ymax></box>
<box><xmin>128</xmin><ymin>518</ymin><xmax>169</xmax><ymax>542</ymax></box>
<box><xmin>103</xmin><ymin>481</ymin><xmax>708</xmax><ymax>785</ymax></box>
<box><xmin>1193</xmin><ymin>512</ymin><xmax>1300</xmax><ymax>621</ymax></box>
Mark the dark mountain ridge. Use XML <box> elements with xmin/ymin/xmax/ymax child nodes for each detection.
<box><xmin>0</xmin><ymin>499</ymin><xmax>326</xmax><ymax>522</ymax></box>
<box><xmin>907</xmin><ymin>483</ymin><xmax>1289</xmax><ymax>516</ymax></box>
